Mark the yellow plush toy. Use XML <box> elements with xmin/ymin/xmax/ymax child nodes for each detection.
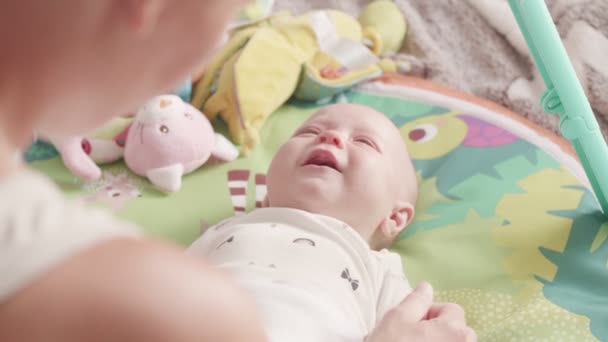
<box><xmin>359</xmin><ymin>0</ymin><xmax>408</xmax><ymax>55</ymax></box>
<box><xmin>191</xmin><ymin>1</ymin><xmax>407</xmax><ymax>154</ymax></box>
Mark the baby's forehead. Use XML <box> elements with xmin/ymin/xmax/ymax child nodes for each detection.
<box><xmin>310</xmin><ymin>103</ymin><xmax>381</xmax><ymax>118</ymax></box>
<box><xmin>306</xmin><ymin>105</ymin><xmax>396</xmax><ymax>133</ymax></box>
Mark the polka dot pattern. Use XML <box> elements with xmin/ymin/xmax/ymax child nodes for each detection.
<box><xmin>436</xmin><ymin>289</ymin><xmax>597</xmax><ymax>341</ymax></box>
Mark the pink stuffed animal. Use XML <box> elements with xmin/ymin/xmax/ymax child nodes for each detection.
<box><xmin>125</xmin><ymin>94</ymin><xmax>238</xmax><ymax>192</ymax></box>
<box><xmin>52</xmin><ymin>95</ymin><xmax>239</xmax><ymax>193</ymax></box>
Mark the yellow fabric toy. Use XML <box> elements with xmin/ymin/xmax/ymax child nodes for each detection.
<box><xmin>192</xmin><ymin>1</ymin><xmax>407</xmax><ymax>154</ymax></box>
<box><xmin>359</xmin><ymin>0</ymin><xmax>407</xmax><ymax>55</ymax></box>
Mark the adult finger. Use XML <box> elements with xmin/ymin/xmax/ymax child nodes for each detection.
<box><xmin>389</xmin><ymin>281</ymin><xmax>434</xmax><ymax>323</ymax></box>
<box><xmin>426</xmin><ymin>302</ymin><xmax>466</xmax><ymax>322</ymax></box>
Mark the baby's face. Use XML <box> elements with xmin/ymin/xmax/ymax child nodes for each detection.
<box><xmin>266</xmin><ymin>103</ymin><xmax>415</xmax><ymax>243</ymax></box>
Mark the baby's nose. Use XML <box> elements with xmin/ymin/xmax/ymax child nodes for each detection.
<box><xmin>318</xmin><ymin>130</ymin><xmax>343</xmax><ymax>148</ymax></box>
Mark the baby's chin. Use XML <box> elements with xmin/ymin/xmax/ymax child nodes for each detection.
<box><xmin>272</xmin><ymin>179</ymin><xmax>336</xmax><ymax>209</ymax></box>
<box><xmin>296</xmin><ymin>175</ymin><xmax>342</xmax><ymax>199</ymax></box>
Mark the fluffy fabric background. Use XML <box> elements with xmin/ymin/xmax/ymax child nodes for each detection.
<box><xmin>274</xmin><ymin>0</ymin><xmax>608</xmax><ymax>139</ymax></box>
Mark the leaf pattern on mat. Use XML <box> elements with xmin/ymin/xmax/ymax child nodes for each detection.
<box><xmin>393</xmin><ymin>210</ymin><xmax>509</xmax><ymax>291</ymax></box>
<box><xmin>537</xmin><ymin>189</ymin><xmax>608</xmax><ymax>341</ymax></box>
<box><xmin>414</xmin><ymin>140</ymin><xmax>539</xmax><ymax>200</ymax></box>
<box><xmin>407</xmin><ymin>151</ymin><xmax>559</xmax><ymax>235</ymax></box>
<box><xmin>493</xmin><ymin>167</ymin><xmax>584</xmax><ymax>296</ymax></box>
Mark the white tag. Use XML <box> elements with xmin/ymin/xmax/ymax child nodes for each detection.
<box><xmin>309</xmin><ymin>11</ymin><xmax>379</xmax><ymax>70</ymax></box>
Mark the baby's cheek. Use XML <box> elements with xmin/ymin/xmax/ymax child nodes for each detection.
<box><xmin>354</xmin><ymin>158</ymin><xmax>385</xmax><ymax>183</ymax></box>
<box><xmin>351</xmin><ymin>163</ymin><xmax>394</xmax><ymax>201</ymax></box>
<box><xmin>272</xmin><ymin>144</ymin><xmax>298</xmax><ymax>171</ymax></box>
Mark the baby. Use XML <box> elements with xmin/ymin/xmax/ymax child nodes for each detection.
<box><xmin>188</xmin><ymin>102</ymin><xmax>419</xmax><ymax>341</ymax></box>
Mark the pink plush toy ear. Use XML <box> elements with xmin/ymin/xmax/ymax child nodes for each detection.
<box><xmin>49</xmin><ymin>125</ymin><xmax>130</xmax><ymax>182</ymax></box>
<box><xmin>211</xmin><ymin>133</ymin><xmax>239</xmax><ymax>161</ymax></box>
<box><xmin>52</xmin><ymin>136</ymin><xmax>102</xmax><ymax>182</ymax></box>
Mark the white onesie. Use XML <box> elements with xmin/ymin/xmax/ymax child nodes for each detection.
<box><xmin>187</xmin><ymin>207</ymin><xmax>411</xmax><ymax>342</ymax></box>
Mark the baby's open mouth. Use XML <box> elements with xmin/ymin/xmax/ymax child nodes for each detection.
<box><xmin>303</xmin><ymin>149</ymin><xmax>341</xmax><ymax>172</ymax></box>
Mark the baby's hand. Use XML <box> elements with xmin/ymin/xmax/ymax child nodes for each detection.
<box><xmin>366</xmin><ymin>282</ymin><xmax>476</xmax><ymax>342</ymax></box>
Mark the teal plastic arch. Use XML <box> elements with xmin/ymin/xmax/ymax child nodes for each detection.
<box><xmin>509</xmin><ymin>0</ymin><xmax>608</xmax><ymax>215</ymax></box>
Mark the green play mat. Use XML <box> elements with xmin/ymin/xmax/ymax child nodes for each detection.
<box><xmin>27</xmin><ymin>75</ymin><xmax>608</xmax><ymax>341</ymax></box>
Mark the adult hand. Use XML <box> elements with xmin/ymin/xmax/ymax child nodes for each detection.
<box><xmin>366</xmin><ymin>282</ymin><xmax>476</xmax><ymax>342</ymax></box>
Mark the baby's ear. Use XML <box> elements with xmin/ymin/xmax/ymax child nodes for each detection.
<box><xmin>124</xmin><ymin>0</ymin><xmax>166</xmax><ymax>34</ymax></box>
<box><xmin>381</xmin><ymin>201</ymin><xmax>415</xmax><ymax>240</ymax></box>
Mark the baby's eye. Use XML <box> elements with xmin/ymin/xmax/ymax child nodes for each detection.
<box><xmin>295</xmin><ymin>126</ymin><xmax>320</xmax><ymax>136</ymax></box>
<box><xmin>354</xmin><ymin>136</ymin><xmax>379</xmax><ymax>151</ymax></box>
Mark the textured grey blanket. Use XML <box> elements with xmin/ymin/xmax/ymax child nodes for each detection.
<box><xmin>274</xmin><ymin>0</ymin><xmax>608</xmax><ymax>138</ymax></box>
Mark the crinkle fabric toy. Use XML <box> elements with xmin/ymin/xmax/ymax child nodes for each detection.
<box><xmin>51</xmin><ymin>95</ymin><xmax>238</xmax><ymax>193</ymax></box>
<box><xmin>191</xmin><ymin>0</ymin><xmax>407</xmax><ymax>154</ymax></box>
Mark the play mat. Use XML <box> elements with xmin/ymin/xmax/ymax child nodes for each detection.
<box><xmin>26</xmin><ymin>73</ymin><xmax>608</xmax><ymax>341</ymax></box>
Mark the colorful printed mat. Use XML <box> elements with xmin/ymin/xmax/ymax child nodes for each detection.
<box><xmin>27</xmin><ymin>73</ymin><xmax>608</xmax><ymax>341</ymax></box>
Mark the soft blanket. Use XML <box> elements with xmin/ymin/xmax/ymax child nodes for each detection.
<box><xmin>274</xmin><ymin>0</ymin><xmax>608</xmax><ymax>139</ymax></box>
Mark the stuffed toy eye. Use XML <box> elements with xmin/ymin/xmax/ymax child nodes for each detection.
<box><xmin>107</xmin><ymin>189</ymin><xmax>121</xmax><ymax>198</ymax></box>
<box><xmin>159</xmin><ymin>125</ymin><xmax>169</xmax><ymax>134</ymax></box>
<box><xmin>129</xmin><ymin>190</ymin><xmax>142</xmax><ymax>198</ymax></box>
